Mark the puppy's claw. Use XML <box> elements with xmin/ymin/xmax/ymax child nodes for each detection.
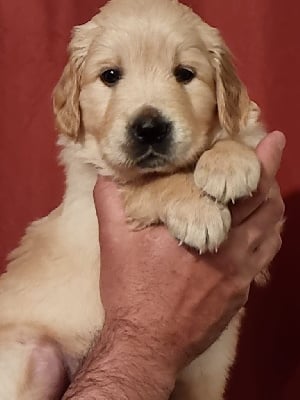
<box><xmin>178</xmin><ymin>240</ymin><xmax>183</xmax><ymax>247</ymax></box>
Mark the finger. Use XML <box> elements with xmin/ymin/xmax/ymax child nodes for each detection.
<box><xmin>251</xmin><ymin>231</ymin><xmax>282</xmax><ymax>274</ymax></box>
<box><xmin>231</xmin><ymin>191</ymin><xmax>267</xmax><ymax>227</ymax></box>
<box><xmin>233</xmin><ymin>186</ymin><xmax>284</xmax><ymax>253</ymax></box>
<box><xmin>256</xmin><ymin>130</ymin><xmax>286</xmax><ymax>193</ymax></box>
<box><xmin>232</xmin><ymin>131</ymin><xmax>285</xmax><ymax>225</ymax></box>
<box><xmin>93</xmin><ymin>176</ymin><xmax>128</xmax><ymax>229</ymax></box>
<box><xmin>232</xmin><ymin>181</ymin><xmax>281</xmax><ymax>226</ymax></box>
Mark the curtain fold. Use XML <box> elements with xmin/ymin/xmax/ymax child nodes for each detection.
<box><xmin>0</xmin><ymin>1</ymin><xmax>299</xmax><ymax>398</ymax></box>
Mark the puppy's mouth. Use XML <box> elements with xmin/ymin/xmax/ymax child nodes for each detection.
<box><xmin>135</xmin><ymin>148</ymin><xmax>169</xmax><ymax>169</ymax></box>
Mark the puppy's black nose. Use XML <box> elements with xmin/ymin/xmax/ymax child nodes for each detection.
<box><xmin>130</xmin><ymin>107</ymin><xmax>172</xmax><ymax>145</ymax></box>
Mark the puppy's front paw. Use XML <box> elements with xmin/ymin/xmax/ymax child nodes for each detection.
<box><xmin>194</xmin><ymin>141</ymin><xmax>261</xmax><ymax>204</ymax></box>
<box><xmin>164</xmin><ymin>196</ymin><xmax>231</xmax><ymax>253</ymax></box>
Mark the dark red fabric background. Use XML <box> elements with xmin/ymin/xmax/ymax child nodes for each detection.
<box><xmin>0</xmin><ymin>1</ymin><xmax>299</xmax><ymax>398</ymax></box>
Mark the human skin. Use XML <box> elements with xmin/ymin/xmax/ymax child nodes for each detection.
<box><xmin>62</xmin><ymin>131</ymin><xmax>285</xmax><ymax>400</ymax></box>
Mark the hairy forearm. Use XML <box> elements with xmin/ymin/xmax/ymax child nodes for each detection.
<box><xmin>62</xmin><ymin>319</ymin><xmax>176</xmax><ymax>400</ymax></box>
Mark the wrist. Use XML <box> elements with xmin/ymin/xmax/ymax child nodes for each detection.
<box><xmin>63</xmin><ymin>317</ymin><xmax>177</xmax><ymax>400</ymax></box>
<box><xmin>98</xmin><ymin>317</ymin><xmax>177</xmax><ymax>395</ymax></box>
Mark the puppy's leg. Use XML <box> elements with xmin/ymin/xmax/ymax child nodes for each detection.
<box><xmin>171</xmin><ymin>311</ymin><xmax>244</xmax><ymax>400</ymax></box>
<box><xmin>0</xmin><ymin>326</ymin><xmax>69</xmax><ymax>400</ymax></box>
<box><xmin>194</xmin><ymin>139</ymin><xmax>261</xmax><ymax>204</ymax></box>
<box><xmin>122</xmin><ymin>173</ymin><xmax>231</xmax><ymax>253</ymax></box>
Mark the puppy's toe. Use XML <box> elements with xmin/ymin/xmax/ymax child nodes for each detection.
<box><xmin>165</xmin><ymin>196</ymin><xmax>231</xmax><ymax>253</ymax></box>
<box><xmin>194</xmin><ymin>147</ymin><xmax>261</xmax><ymax>204</ymax></box>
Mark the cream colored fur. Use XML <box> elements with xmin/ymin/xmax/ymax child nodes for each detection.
<box><xmin>0</xmin><ymin>1</ymin><xmax>266</xmax><ymax>399</ymax></box>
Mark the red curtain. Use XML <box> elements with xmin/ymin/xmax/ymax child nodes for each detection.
<box><xmin>0</xmin><ymin>1</ymin><xmax>299</xmax><ymax>398</ymax></box>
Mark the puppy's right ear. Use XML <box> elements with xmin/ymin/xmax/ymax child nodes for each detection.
<box><xmin>53</xmin><ymin>21</ymin><xmax>97</xmax><ymax>140</ymax></box>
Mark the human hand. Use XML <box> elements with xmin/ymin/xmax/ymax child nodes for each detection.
<box><xmin>94</xmin><ymin>131</ymin><xmax>285</xmax><ymax>377</ymax></box>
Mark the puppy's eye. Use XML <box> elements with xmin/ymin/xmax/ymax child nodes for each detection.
<box><xmin>174</xmin><ymin>66</ymin><xmax>196</xmax><ymax>84</ymax></box>
<box><xmin>100</xmin><ymin>68</ymin><xmax>122</xmax><ymax>87</ymax></box>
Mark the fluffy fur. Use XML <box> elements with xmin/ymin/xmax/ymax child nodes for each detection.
<box><xmin>0</xmin><ymin>0</ymin><xmax>266</xmax><ymax>399</ymax></box>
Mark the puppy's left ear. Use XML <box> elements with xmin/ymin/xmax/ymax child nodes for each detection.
<box><xmin>53</xmin><ymin>21</ymin><xmax>97</xmax><ymax>140</ymax></box>
<box><xmin>199</xmin><ymin>23</ymin><xmax>251</xmax><ymax>135</ymax></box>
<box><xmin>210</xmin><ymin>43</ymin><xmax>250</xmax><ymax>135</ymax></box>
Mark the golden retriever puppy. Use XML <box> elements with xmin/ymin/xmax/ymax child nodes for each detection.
<box><xmin>0</xmin><ymin>0</ymin><xmax>265</xmax><ymax>399</ymax></box>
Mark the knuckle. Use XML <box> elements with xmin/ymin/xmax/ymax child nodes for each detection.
<box><xmin>274</xmin><ymin>234</ymin><xmax>283</xmax><ymax>253</ymax></box>
<box><xmin>263</xmin><ymin>233</ymin><xmax>282</xmax><ymax>265</ymax></box>
<box><xmin>246</xmin><ymin>227</ymin><xmax>261</xmax><ymax>253</ymax></box>
<box><xmin>277</xmin><ymin>196</ymin><xmax>285</xmax><ymax>217</ymax></box>
<box><xmin>270</xmin><ymin>195</ymin><xmax>285</xmax><ymax>221</ymax></box>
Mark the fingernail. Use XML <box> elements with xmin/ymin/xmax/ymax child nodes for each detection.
<box><xmin>273</xmin><ymin>131</ymin><xmax>286</xmax><ymax>150</ymax></box>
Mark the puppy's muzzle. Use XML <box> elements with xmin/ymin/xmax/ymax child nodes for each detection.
<box><xmin>128</xmin><ymin>106</ymin><xmax>173</xmax><ymax>168</ymax></box>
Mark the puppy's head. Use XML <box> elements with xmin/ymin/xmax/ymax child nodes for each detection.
<box><xmin>54</xmin><ymin>0</ymin><xmax>251</xmax><ymax>180</ymax></box>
